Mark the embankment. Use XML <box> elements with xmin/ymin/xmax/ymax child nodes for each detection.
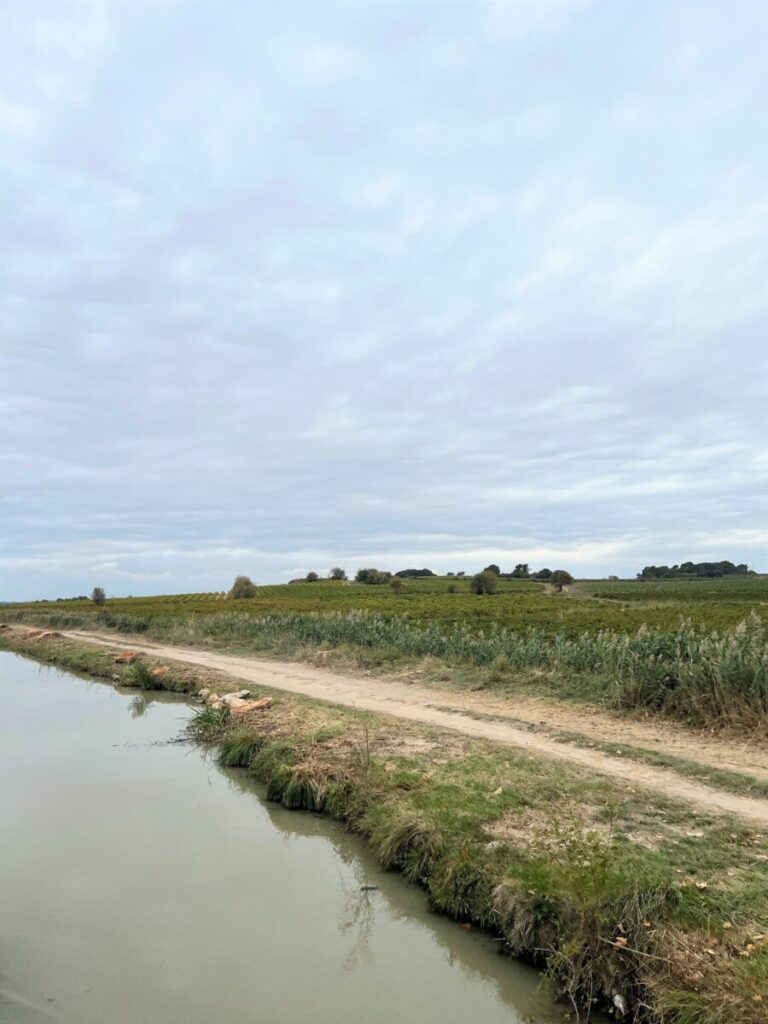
<box><xmin>2</xmin><ymin>625</ymin><xmax>766</xmax><ymax>1024</ymax></box>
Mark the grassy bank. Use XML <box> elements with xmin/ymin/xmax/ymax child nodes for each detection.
<box><xmin>2</xmin><ymin>626</ymin><xmax>766</xmax><ymax>1023</ymax></box>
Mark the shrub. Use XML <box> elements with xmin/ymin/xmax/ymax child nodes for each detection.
<box><xmin>229</xmin><ymin>575</ymin><xmax>257</xmax><ymax>599</ymax></box>
<box><xmin>355</xmin><ymin>568</ymin><xmax>392</xmax><ymax>585</ymax></box>
<box><xmin>91</xmin><ymin>587</ymin><xmax>106</xmax><ymax>605</ymax></box>
<box><xmin>550</xmin><ymin>570</ymin><xmax>573</xmax><ymax>592</ymax></box>
<box><xmin>306</xmin><ymin>572</ymin><xmax>319</xmax><ymax>582</ymax></box>
<box><xmin>329</xmin><ymin>567</ymin><xmax>347</xmax><ymax>581</ymax></box>
<box><xmin>471</xmin><ymin>571</ymin><xmax>498</xmax><ymax>595</ymax></box>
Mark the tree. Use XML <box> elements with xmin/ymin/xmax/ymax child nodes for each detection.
<box><xmin>306</xmin><ymin>572</ymin><xmax>319</xmax><ymax>582</ymax></box>
<box><xmin>550</xmin><ymin>570</ymin><xmax>573</xmax><ymax>593</ymax></box>
<box><xmin>510</xmin><ymin>563</ymin><xmax>530</xmax><ymax>578</ymax></box>
<box><xmin>355</xmin><ymin>568</ymin><xmax>392</xmax><ymax>585</ymax></box>
<box><xmin>470</xmin><ymin>570</ymin><xmax>497</xmax><ymax>595</ymax></box>
<box><xmin>91</xmin><ymin>586</ymin><xmax>106</xmax><ymax>605</ymax></box>
<box><xmin>329</xmin><ymin>567</ymin><xmax>347</xmax><ymax>581</ymax></box>
<box><xmin>532</xmin><ymin>568</ymin><xmax>552</xmax><ymax>580</ymax></box>
<box><xmin>483</xmin><ymin>564</ymin><xmax>501</xmax><ymax>576</ymax></box>
<box><xmin>395</xmin><ymin>568</ymin><xmax>436</xmax><ymax>578</ymax></box>
<box><xmin>229</xmin><ymin>575</ymin><xmax>257</xmax><ymax>599</ymax></box>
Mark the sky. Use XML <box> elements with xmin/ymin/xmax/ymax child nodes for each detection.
<box><xmin>1</xmin><ymin>0</ymin><xmax>766</xmax><ymax>601</ymax></box>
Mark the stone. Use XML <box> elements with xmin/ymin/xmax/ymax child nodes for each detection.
<box><xmin>114</xmin><ymin>651</ymin><xmax>140</xmax><ymax>664</ymax></box>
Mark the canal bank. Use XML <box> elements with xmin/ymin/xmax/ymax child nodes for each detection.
<box><xmin>2</xmin><ymin>626</ymin><xmax>766</xmax><ymax>1023</ymax></box>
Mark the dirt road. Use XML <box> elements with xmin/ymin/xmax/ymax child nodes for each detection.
<box><xmin>62</xmin><ymin>629</ymin><xmax>768</xmax><ymax>825</ymax></box>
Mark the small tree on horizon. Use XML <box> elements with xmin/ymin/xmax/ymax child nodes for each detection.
<box><xmin>550</xmin><ymin>570</ymin><xmax>573</xmax><ymax>593</ymax></box>
<box><xmin>306</xmin><ymin>572</ymin><xmax>319</xmax><ymax>582</ymax></box>
<box><xmin>329</xmin><ymin>567</ymin><xmax>347</xmax><ymax>581</ymax></box>
<box><xmin>483</xmin><ymin>564</ymin><xmax>501</xmax><ymax>576</ymax></box>
<box><xmin>91</xmin><ymin>586</ymin><xmax>106</xmax><ymax>605</ymax></box>
<box><xmin>229</xmin><ymin>575</ymin><xmax>258</xmax><ymax>599</ymax></box>
<box><xmin>470</xmin><ymin>571</ymin><xmax>498</xmax><ymax>595</ymax></box>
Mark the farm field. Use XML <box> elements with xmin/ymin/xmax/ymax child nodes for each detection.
<box><xmin>5</xmin><ymin>576</ymin><xmax>767</xmax><ymax>730</ymax></box>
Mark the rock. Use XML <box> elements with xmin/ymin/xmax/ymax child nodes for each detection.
<box><xmin>205</xmin><ymin>692</ymin><xmax>220</xmax><ymax>706</ymax></box>
<box><xmin>230</xmin><ymin>696</ymin><xmax>273</xmax><ymax>716</ymax></box>
<box><xmin>230</xmin><ymin>689</ymin><xmax>251</xmax><ymax>700</ymax></box>
<box><xmin>210</xmin><ymin>699</ymin><xmax>225</xmax><ymax>711</ymax></box>
<box><xmin>197</xmin><ymin>688</ymin><xmax>211</xmax><ymax>700</ymax></box>
<box><xmin>114</xmin><ymin>651</ymin><xmax>140</xmax><ymax>664</ymax></box>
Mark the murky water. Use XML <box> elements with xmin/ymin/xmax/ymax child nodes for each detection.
<box><xmin>0</xmin><ymin>651</ymin><xmax>561</xmax><ymax>1024</ymax></box>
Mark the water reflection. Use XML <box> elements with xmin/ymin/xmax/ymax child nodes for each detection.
<box><xmin>215</xmin><ymin>760</ymin><xmax>558</xmax><ymax>1021</ymax></box>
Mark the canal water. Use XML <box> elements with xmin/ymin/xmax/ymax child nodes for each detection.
<box><xmin>0</xmin><ymin>651</ymin><xmax>561</xmax><ymax>1024</ymax></box>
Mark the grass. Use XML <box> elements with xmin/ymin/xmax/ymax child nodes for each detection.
<box><xmin>550</xmin><ymin>733</ymin><xmax>768</xmax><ymax>800</ymax></box>
<box><xmin>4</xmin><ymin>589</ymin><xmax>767</xmax><ymax>729</ymax></box>
<box><xmin>3</xmin><ymin>625</ymin><xmax>767</xmax><ymax>1022</ymax></box>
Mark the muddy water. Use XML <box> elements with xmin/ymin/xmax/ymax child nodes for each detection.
<box><xmin>0</xmin><ymin>652</ymin><xmax>561</xmax><ymax>1024</ymax></box>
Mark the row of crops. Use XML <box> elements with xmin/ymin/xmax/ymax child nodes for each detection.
<box><xmin>16</xmin><ymin>576</ymin><xmax>767</xmax><ymax>638</ymax></box>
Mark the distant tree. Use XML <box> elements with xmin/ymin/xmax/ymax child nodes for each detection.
<box><xmin>394</xmin><ymin>568</ymin><xmax>436</xmax><ymax>578</ymax></box>
<box><xmin>608</xmin><ymin>575</ymin><xmax>619</xmax><ymax>581</ymax></box>
<box><xmin>91</xmin><ymin>587</ymin><xmax>106</xmax><ymax>605</ymax></box>
<box><xmin>446</xmin><ymin>572</ymin><xmax>455</xmax><ymax>577</ymax></box>
<box><xmin>390</xmin><ymin>578</ymin><xmax>403</xmax><ymax>594</ymax></box>
<box><xmin>355</xmin><ymin>568</ymin><xmax>392</xmax><ymax>585</ymax></box>
<box><xmin>329</xmin><ymin>567</ymin><xmax>347</xmax><ymax>581</ymax></box>
<box><xmin>470</xmin><ymin>571</ymin><xmax>498</xmax><ymax>595</ymax></box>
<box><xmin>510</xmin><ymin>563</ymin><xmax>530</xmax><ymax>578</ymax></box>
<box><xmin>550</xmin><ymin>570</ymin><xmax>573</xmax><ymax>593</ymax></box>
<box><xmin>483</xmin><ymin>564</ymin><xmax>501</xmax><ymax>577</ymax></box>
<box><xmin>532</xmin><ymin>568</ymin><xmax>552</xmax><ymax>581</ymax></box>
<box><xmin>229</xmin><ymin>575</ymin><xmax>257</xmax><ymax>599</ymax></box>
<box><xmin>456</xmin><ymin>571</ymin><xmax>466</xmax><ymax>577</ymax></box>
<box><xmin>306</xmin><ymin>572</ymin><xmax>319</xmax><ymax>582</ymax></box>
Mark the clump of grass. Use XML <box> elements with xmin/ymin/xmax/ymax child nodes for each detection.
<box><xmin>218</xmin><ymin>730</ymin><xmax>265</xmax><ymax>767</ymax></box>
<box><xmin>185</xmin><ymin>704</ymin><xmax>230</xmax><ymax>741</ymax></box>
<box><xmin>125</xmin><ymin>661</ymin><xmax>155</xmax><ymax>689</ymax></box>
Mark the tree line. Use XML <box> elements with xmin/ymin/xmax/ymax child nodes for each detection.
<box><xmin>637</xmin><ymin>561</ymin><xmax>753</xmax><ymax>580</ymax></box>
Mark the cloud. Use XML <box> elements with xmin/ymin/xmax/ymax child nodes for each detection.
<box><xmin>0</xmin><ymin>1</ymin><xmax>766</xmax><ymax>600</ymax></box>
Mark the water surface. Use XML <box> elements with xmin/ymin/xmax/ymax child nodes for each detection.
<box><xmin>0</xmin><ymin>651</ymin><xmax>560</xmax><ymax>1023</ymax></box>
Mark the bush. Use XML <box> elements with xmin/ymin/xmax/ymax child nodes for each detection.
<box><xmin>471</xmin><ymin>571</ymin><xmax>498</xmax><ymax>595</ymax></box>
<box><xmin>329</xmin><ymin>567</ymin><xmax>347</xmax><ymax>581</ymax></box>
<box><xmin>306</xmin><ymin>572</ymin><xmax>319</xmax><ymax>583</ymax></box>
<box><xmin>229</xmin><ymin>575</ymin><xmax>258</xmax><ymax>599</ymax></box>
<box><xmin>550</xmin><ymin>570</ymin><xmax>573</xmax><ymax>593</ymax></box>
<box><xmin>355</xmin><ymin>568</ymin><xmax>392</xmax><ymax>585</ymax></box>
<box><xmin>91</xmin><ymin>587</ymin><xmax>106</xmax><ymax>605</ymax></box>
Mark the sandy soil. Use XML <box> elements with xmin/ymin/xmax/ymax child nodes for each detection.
<box><xmin>55</xmin><ymin>629</ymin><xmax>768</xmax><ymax>825</ymax></box>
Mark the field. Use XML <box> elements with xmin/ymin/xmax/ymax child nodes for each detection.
<box><xmin>4</xmin><ymin>575</ymin><xmax>767</xmax><ymax>729</ymax></box>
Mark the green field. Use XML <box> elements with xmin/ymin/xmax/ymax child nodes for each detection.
<box><xmin>5</xmin><ymin>575</ymin><xmax>767</xmax><ymax>729</ymax></box>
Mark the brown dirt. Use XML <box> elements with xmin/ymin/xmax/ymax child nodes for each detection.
<box><xmin>31</xmin><ymin>628</ymin><xmax>768</xmax><ymax>825</ymax></box>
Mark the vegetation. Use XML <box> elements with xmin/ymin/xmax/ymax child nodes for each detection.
<box><xmin>551</xmin><ymin>569</ymin><xmax>574</xmax><ymax>592</ymax></box>
<box><xmin>355</xmin><ymin>567</ymin><xmax>392</xmax><ymax>585</ymax></box>
<box><xmin>470</xmin><ymin>570</ymin><xmax>498</xmax><ymax>595</ymax></box>
<box><xmin>4</xmin><ymin>575</ymin><xmax>767</xmax><ymax>730</ymax></box>
<box><xmin>638</xmin><ymin>561</ymin><xmax>753</xmax><ymax>580</ymax></box>
<box><xmin>229</xmin><ymin>575</ymin><xmax>258</xmax><ymax>599</ymax></box>
<box><xmin>91</xmin><ymin>586</ymin><xmax>106</xmax><ymax>605</ymax></box>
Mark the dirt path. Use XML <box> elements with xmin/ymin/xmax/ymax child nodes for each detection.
<box><xmin>63</xmin><ymin>629</ymin><xmax>768</xmax><ymax>825</ymax></box>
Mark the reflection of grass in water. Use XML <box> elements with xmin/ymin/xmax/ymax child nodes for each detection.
<box><xmin>129</xmin><ymin>694</ymin><xmax>149</xmax><ymax>718</ymax></box>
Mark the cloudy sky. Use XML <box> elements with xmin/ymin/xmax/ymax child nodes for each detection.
<box><xmin>1</xmin><ymin>0</ymin><xmax>766</xmax><ymax>600</ymax></box>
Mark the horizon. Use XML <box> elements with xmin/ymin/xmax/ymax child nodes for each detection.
<box><xmin>2</xmin><ymin>1</ymin><xmax>767</xmax><ymax>602</ymax></box>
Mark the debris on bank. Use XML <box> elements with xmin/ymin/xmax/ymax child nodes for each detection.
<box><xmin>198</xmin><ymin>687</ymin><xmax>274</xmax><ymax>718</ymax></box>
